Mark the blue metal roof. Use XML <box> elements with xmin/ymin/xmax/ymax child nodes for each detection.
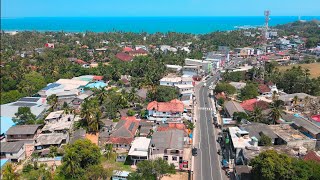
<box><xmin>42</xmin><ymin>83</ymin><xmax>61</xmax><ymax>90</ymax></box>
<box><xmin>0</xmin><ymin>116</ymin><xmax>15</xmax><ymax>134</ymax></box>
<box><xmin>1</xmin><ymin>159</ymin><xmax>8</xmax><ymax>168</ymax></box>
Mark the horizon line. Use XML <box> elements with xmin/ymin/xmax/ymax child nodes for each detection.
<box><xmin>2</xmin><ymin>15</ymin><xmax>320</xmax><ymax>19</ymax></box>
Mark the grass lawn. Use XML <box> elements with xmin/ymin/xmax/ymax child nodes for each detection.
<box><xmin>277</xmin><ymin>63</ymin><xmax>320</xmax><ymax>78</ymax></box>
<box><xmin>101</xmin><ymin>155</ymin><xmax>133</xmax><ymax>172</ymax></box>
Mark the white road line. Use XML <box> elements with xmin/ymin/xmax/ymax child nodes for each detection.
<box><xmin>208</xmin><ymin>87</ymin><xmax>224</xmax><ymax>180</ymax></box>
<box><xmin>202</xmin><ymin>88</ymin><xmax>214</xmax><ymax>180</ymax></box>
<box><xmin>198</xmin><ymin>89</ymin><xmax>203</xmax><ymax>180</ymax></box>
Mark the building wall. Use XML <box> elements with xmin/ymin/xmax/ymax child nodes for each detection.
<box><xmin>7</xmin><ymin>134</ymin><xmax>36</xmax><ymax>141</ymax></box>
<box><xmin>5</xmin><ymin>147</ymin><xmax>25</xmax><ymax>162</ymax></box>
<box><xmin>114</xmin><ymin>143</ymin><xmax>131</xmax><ymax>151</ymax></box>
<box><xmin>148</xmin><ymin>110</ymin><xmax>181</xmax><ymax>118</ymax></box>
<box><xmin>286</xmin><ymin>139</ymin><xmax>316</xmax><ymax>150</ymax></box>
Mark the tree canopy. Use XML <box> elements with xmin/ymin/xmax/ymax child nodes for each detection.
<box><xmin>13</xmin><ymin>107</ymin><xmax>36</xmax><ymax>125</ymax></box>
<box><xmin>240</xmin><ymin>83</ymin><xmax>259</xmax><ymax>100</ymax></box>
<box><xmin>127</xmin><ymin>158</ymin><xmax>176</xmax><ymax>180</ymax></box>
<box><xmin>214</xmin><ymin>82</ymin><xmax>236</xmax><ymax>95</ymax></box>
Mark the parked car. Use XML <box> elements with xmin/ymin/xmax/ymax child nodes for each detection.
<box><xmin>192</xmin><ymin>147</ymin><xmax>198</xmax><ymax>156</ymax></box>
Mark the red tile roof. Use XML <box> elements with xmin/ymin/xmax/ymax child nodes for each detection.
<box><xmin>215</xmin><ymin>92</ymin><xmax>226</xmax><ymax>100</ymax></box>
<box><xmin>122</xmin><ymin>47</ymin><xmax>133</xmax><ymax>52</ymax></box>
<box><xmin>93</xmin><ymin>76</ymin><xmax>103</xmax><ymax>81</ymax></box>
<box><xmin>75</xmin><ymin>59</ymin><xmax>88</xmax><ymax>65</ymax></box>
<box><xmin>147</xmin><ymin>99</ymin><xmax>184</xmax><ymax>112</ymax></box>
<box><xmin>311</xmin><ymin>115</ymin><xmax>320</xmax><ymax>122</ymax></box>
<box><xmin>258</xmin><ymin>84</ymin><xmax>271</xmax><ymax>93</ymax></box>
<box><xmin>109</xmin><ymin>116</ymin><xmax>140</xmax><ymax>145</ymax></box>
<box><xmin>129</xmin><ymin>48</ymin><xmax>148</xmax><ymax>56</ymax></box>
<box><xmin>157</xmin><ymin>123</ymin><xmax>186</xmax><ymax>132</ymax></box>
<box><xmin>241</xmin><ymin>99</ymin><xmax>270</xmax><ymax>111</ymax></box>
<box><xmin>304</xmin><ymin>151</ymin><xmax>320</xmax><ymax>163</ymax></box>
<box><xmin>116</xmin><ymin>52</ymin><xmax>133</xmax><ymax>62</ymax></box>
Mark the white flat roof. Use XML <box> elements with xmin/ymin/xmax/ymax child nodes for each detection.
<box><xmin>45</xmin><ymin>110</ymin><xmax>64</xmax><ymax>120</ymax></box>
<box><xmin>56</xmin><ymin>79</ymin><xmax>88</xmax><ymax>86</ymax></box>
<box><xmin>175</xmin><ymin>84</ymin><xmax>194</xmax><ymax>89</ymax></box>
<box><xmin>128</xmin><ymin>137</ymin><xmax>151</xmax><ymax>157</ymax></box>
<box><xmin>229</xmin><ymin>127</ymin><xmax>252</xmax><ymax>149</ymax></box>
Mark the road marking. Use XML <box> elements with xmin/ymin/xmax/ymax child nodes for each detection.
<box><xmin>198</xmin><ymin>90</ymin><xmax>203</xmax><ymax>180</ymax></box>
<box><xmin>202</xmin><ymin>88</ymin><xmax>214</xmax><ymax>180</ymax></box>
<box><xmin>198</xmin><ymin>107</ymin><xmax>213</xmax><ymax>111</ymax></box>
<box><xmin>207</xmin><ymin>87</ymin><xmax>224</xmax><ymax>180</ymax></box>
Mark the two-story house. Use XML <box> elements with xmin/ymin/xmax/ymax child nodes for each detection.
<box><xmin>108</xmin><ymin>116</ymin><xmax>140</xmax><ymax>150</ymax></box>
<box><xmin>149</xmin><ymin>129</ymin><xmax>185</xmax><ymax>169</ymax></box>
<box><xmin>147</xmin><ymin>99</ymin><xmax>184</xmax><ymax>122</ymax></box>
<box><xmin>6</xmin><ymin>125</ymin><xmax>41</xmax><ymax>142</ymax></box>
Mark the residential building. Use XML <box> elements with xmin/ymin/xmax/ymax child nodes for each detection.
<box><xmin>240</xmin><ymin>99</ymin><xmax>269</xmax><ymax>112</ymax></box>
<box><xmin>240</xmin><ymin>123</ymin><xmax>278</xmax><ymax>144</ymax></box>
<box><xmin>34</xmin><ymin>133</ymin><xmax>69</xmax><ymax>150</ymax></box>
<box><xmin>149</xmin><ymin>129</ymin><xmax>185</xmax><ymax>169</ymax></box>
<box><xmin>159</xmin><ymin>74</ymin><xmax>193</xmax><ymax>87</ymax></box>
<box><xmin>185</xmin><ymin>58</ymin><xmax>212</xmax><ymax>75</ymax></box>
<box><xmin>112</xmin><ymin>171</ymin><xmax>130</xmax><ymax>180</ymax></box>
<box><xmin>128</xmin><ymin>48</ymin><xmax>148</xmax><ymax>57</ymax></box>
<box><xmin>108</xmin><ymin>116</ymin><xmax>140</xmax><ymax>150</ymax></box>
<box><xmin>282</xmin><ymin>114</ymin><xmax>320</xmax><ymax>148</ymax></box>
<box><xmin>0</xmin><ymin>97</ymin><xmax>49</xmax><ymax>124</ymax></box>
<box><xmin>303</xmin><ymin>151</ymin><xmax>320</xmax><ymax>163</ymax></box>
<box><xmin>278</xmin><ymin>93</ymin><xmax>316</xmax><ymax>111</ymax></box>
<box><xmin>205</xmin><ymin>52</ymin><xmax>229</xmax><ymax>69</ymax></box>
<box><xmin>6</xmin><ymin>125</ymin><xmax>41</xmax><ymax>142</ymax></box>
<box><xmin>166</xmin><ymin>65</ymin><xmax>182</xmax><ymax>72</ymax></box>
<box><xmin>221</xmin><ymin>64</ymin><xmax>253</xmax><ymax>73</ymax></box>
<box><xmin>42</xmin><ymin>113</ymin><xmax>74</xmax><ymax>133</ymax></box>
<box><xmin>228</xmin><ymin>127</ymin><xmax>254</xmax><ymax>163</ymax></box>
<box><xmin>128</xmin><ymin>137</ymin><xmax>151</xmax><ymax>164</ymax></box>
<box><xmin>0</xmin><ymin>141</ymin><xmax>26</xmax><ymax>162</ymax></box>
<box><xmin>182</xmin><ymin>65</ymin><xmax>201</xmax><ymax>77</ymax></box>
<box><xmin>139</xmin><ymin>120</ymin><xmax>155</xmax><ymax>137</ymax></box>
<box><xmin>224</xmin><ymin>101</ymin><xmax>246</xmax><ymax>118</ymax></box>
<box><xmin>116</xmin><ymin>52</ymin><xmax>134</xmax><ymax>62</ymax></box>
<box><xmin>70</xmin><ymin>129</ymin><xmax>86</xmax><ymax>144</ymax></box>
<box><xmin>147</xmin><ymin>99</ymin><xmax>184</xmax><ymax>122</ymax></box>
<box><xmin>269</xmin><ymin>124</ymin><xmax>316</xmax><ymax>150</ymax></box>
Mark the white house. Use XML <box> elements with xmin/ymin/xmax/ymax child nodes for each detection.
<box><xmin>128</xmin><ymin>137</ymin><xmax>151</xmax><ymax>165</ymax></box>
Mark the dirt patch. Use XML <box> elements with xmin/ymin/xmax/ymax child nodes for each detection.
<box><xmin>85</xmin><ymin>133</ymin><xmax>99</xmax><ymax>145</ymax></box>
<box><xmin>277</xmin><ymin>63</ymin><xmax>320</xmax><ymax>78</ymax></box>
<box><xmin>162</xmin><ymin>172</ymin><xmax>188</xmax><ymax>180</ymax></box>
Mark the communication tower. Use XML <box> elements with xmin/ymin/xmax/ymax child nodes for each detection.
<box><xmin>264</xmin><ymin>10</ymin><xmax>270</xmax><ymax>40</ymax></box>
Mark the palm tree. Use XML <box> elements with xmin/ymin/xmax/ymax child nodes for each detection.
<box><xmin>269</xmin><ymin>100</ymin><xmax>285</xmax><ymax>124</ymax></box>
<box><xmin>80</xmin><ymin>98</ymin><xmax>102</xmax><ymax>133</ymax></box>
<box><xmin>62</xmin><ymin>102</ymin><xmax>71</xmax><ymax>114</ymax></box>
<box><xmin>272</xmin><ymin>91</ymin><xmax>278</xmax><ymax>101</ymax></box>
<box><xmin>94</xmin><ymin>87</ymin><xmax>108</xmax><ymax>106</ymax></box>
<box><xmin>1</xmin><ymin>163</ymin><xmax>19</xmax><ymax>180</ymax></box>
<box><xmin>47</xmin><ymin>94</ymin><xmax>58</xmax><ymax>111</ymax></box>
<box><xmin>250</xmin><ymin>107</ymin><xmax>264</xmax><ymax>123</ymax></box>
<box><xmin>62</xmin><ymin>151</ymin><xmax>81</xmax><ymax>178</ymax></box>
<box><xmin>105</xmin><ymin>144</ymin><xmax>114</xmax><ymax>160</ymax></box>
<box><xmin>292</xmin><ymin>95</ymin><xmax>299</xmax><ymax>111</ymax></box>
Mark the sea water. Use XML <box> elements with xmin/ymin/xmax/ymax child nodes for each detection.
<box><xmin>1</xmin><ymin>16</ymin><xmax>319</xmax><ymax>34</ymax></box>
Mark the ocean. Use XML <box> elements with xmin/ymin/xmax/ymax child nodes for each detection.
<box><xmin>1</xmin><ymin>16</ymin><xmax>319</xmax><ymax>34</ymax></box>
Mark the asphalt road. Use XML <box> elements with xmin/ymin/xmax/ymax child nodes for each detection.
<box><xmin>193</xmin><ymin>74</ymin><xmax>224</xmax><ymax>180</ymax></box>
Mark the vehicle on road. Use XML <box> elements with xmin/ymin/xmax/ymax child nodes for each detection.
<box><xmin>203</xmin><ymin>83</ymin><xmax>207</xmax><ymax>87</ymax></box>
<box><xmin>192</xmin><ymin>147</ymin><xmax>198</xmax><ymax>156</ymax></box>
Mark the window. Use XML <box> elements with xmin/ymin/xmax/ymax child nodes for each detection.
<box><xmin>10</xmin><ymin>153</ymin><xmax>13</xmax><ymax>156</ymax></box>
<box><xmin>163</xmin><ymin>156</ymin><xmax>168</xmax><ymax>160</ymax></box>
<box><xmin>172</xmin><ymin>156</ymin><xmax>177</xmax><ymax>161</ymax></box>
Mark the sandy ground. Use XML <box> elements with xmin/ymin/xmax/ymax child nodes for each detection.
<box><xmin>278</xmin><ymin>63</ymin><xmax>320</xmax><ymax>78</ymax></box>
<box><xmin>85</xmin><ymin>133</ymin><xmax>99</xmax><ymax>145</ymax></box>
<box><xmin>162</xmin><ymin>172</ymin><xmax>188</xmax><ymax>180</ymax></box>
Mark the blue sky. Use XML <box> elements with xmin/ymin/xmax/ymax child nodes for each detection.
<box><xmin>2</xmin><ymin>0</ymin><xmax>320</xmax><ymax>17</ymax></box>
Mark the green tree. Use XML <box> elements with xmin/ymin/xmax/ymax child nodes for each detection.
<box><xmin>80</xmin><ymin>98</ymin><xmax>102</xmax><ymax>133</ymax></box>
<box><xmin>240</xmin><ymin>83</ymin><xmax>259</xmax><ymax>100</ymax></box>
<box><xmin>217</xmin><ymin>98</ymin><xmax>225</xmax><ymax>106</ymax></box>
<box><xmin>269</xmin><ymin>100</ymin><xmax>285</xmax><ymax>124</ymax></box>
<box><xmin>1</xmin><ymin>163</ymin><xmax>19</xmax><ymax>180</ymax></box>
<box><xmin>127</xmin><ymin>109</ymin><xmax>136</xmax><ymax>116</ymax></box>
<box><xmin>13</xmin><ymin>107</ymin><xmax>36</xmax><ymax>125</ymax></box>
<box><xmin>60</xmin><ymin>139</ymin><xmax>101</xmax><ymax>179</ymax></box>
<box><xmin>128</xmin><ymin>158</ymin><xmax>176</xmax><ymax>180</ymax></box>
<box><xmin>147</xmin><ymin>86</ymin><xmax>179</xmax><ymax>102</ymax></box>
<box><xmin>258</xmin><ymin>134</ymin><xmax>272</xmax><ymax>146</ymax></box>
<box><xmin>1</xmin><ymin>90</ymin><xmax>23</xmax><ymax>104</ymax></box>
<box><xmin>47</xmin><ymin>94</ymin><xmax>58</xmax><ymax>111</ymax></box>
<box><xmin>84</xmin><ymin>164</ymin><xmax>111</xmax><ymax>180</ymax></box>
<box><xmin>214</xmin><ymin>82</ymin><xmax>236</xmax><ymax>95</ymax></box>
<box><xmin>18</xmin><ymin>71</ymin><xmax>46</xmax><ymax>96</ymax></box>
<box><xmin>233</xmin><ymin>112</ymin><xmax>248</xmax><ymax>123</ymax></box>
<box><xmin>183</xmin><ymin>120</ymin><xmax>195</xmax><ymax>130</ymax></box>
<box><xmin>249</xmin><ymin>107</ymin><xmax>264</xmax><ymax>123</ymax></box>
<box><xmin>250</xmin><ymin>150</ymin><xmax>293</xmax><ymax>180</ymax></box>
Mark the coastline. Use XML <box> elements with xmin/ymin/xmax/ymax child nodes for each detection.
<box><xmin>1</xmin><ymin>16</ymin><xmax>319</xmax><ymax>34</ymax></box>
